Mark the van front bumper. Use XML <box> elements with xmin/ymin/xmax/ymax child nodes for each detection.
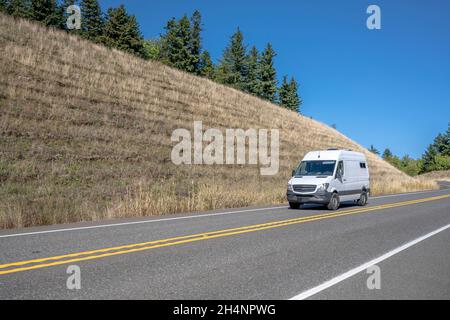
<box><xmin>286</xmin><ymin>190</ymin><xmax>333</xmax><ymax>204</ymax></box>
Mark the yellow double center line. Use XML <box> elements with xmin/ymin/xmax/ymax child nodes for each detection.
<box><xmin>1</xmin><ymin>194</ymin><xmax>449</xmax><ymax>276</ymax></box>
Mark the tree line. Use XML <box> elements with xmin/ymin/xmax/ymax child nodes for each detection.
<box><xmin>0</xmin><ymin>1</ymin><xmax>302</xmax><ymax>112</ymax></box>
<box><xmin>1</xmin><ymin>0</ymin><xmax>146</xmax><ymax>56</ymax></box>
<box><xmin>369</xmin><ymin>123</ymin><xmax>450</xmax><ymax>176</ymax></box>
<box><xmin>142</xmin><ymin>12</ymin><xmax>301</xmax><ymax>112</ymax></box>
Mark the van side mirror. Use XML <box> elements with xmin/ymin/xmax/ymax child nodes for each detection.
<box><xmin>292</xmin><ymin>170</ymin><xmax>296</xmax><ymax>177</ymax></box>
<box><xmin>335</xmin><ymin>170</ymin><xmax>342</xmax><ymax>179</ymax></box>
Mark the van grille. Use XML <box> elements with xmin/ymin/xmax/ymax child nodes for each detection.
<box><xmin>293</xmin><ymin>185</ymin><xmax>316</xmax><ymax>193</ymax></box>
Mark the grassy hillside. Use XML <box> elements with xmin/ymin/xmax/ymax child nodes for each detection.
<box><xmin>0</xmin><ymin>14</ymin><xmax>438</xmax><ymax>229</ymax></box>
<box><xmin>419</xmin><ymin>170</ymin><xmax>450</xmax><ymax>181</ymax></box>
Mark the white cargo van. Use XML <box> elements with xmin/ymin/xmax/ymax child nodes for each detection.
<box><xmin>287</xmin><ymin>149</ymin><xmax>370</xmax><ymax>210</ymax></box>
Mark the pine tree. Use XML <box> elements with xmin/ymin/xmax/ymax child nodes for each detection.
<box><xmin>288</xmin><ymin>77</ymin><xmax>302</xmax><ymax>112</ymax></box>
<box><xmin>369</xmin><ymin>145</ymin><xmax>380</xmax><ymax>155</ymax></box>
<box><xmin>259</xmin><ymin>43</ymin><xmax>277</xmax><ymax>103</ymax></box>
<box><xmin>160</xmin><ymin>15</ymin><xmax>196</xmax><ymax>72</ymax></box>
<box><xmin>190</xmin><ymin>10</ymin><xmax>202</xmax><ymax>74</ymax></box>
<box><xmin>7</xmin><ymin>0</ymin><xmax>32</xmax><ymax>18</ymax></box>
<box><xmin>419</xmin><ymin>124</ymin><xmax>450</xmax><ymax>173</ymax></box>
<box><xmin>278</xmin><ymin>76</ymin><xmax>290</xmax><ymax>108</ymax></box>
<box><xmin>245</xmin><ymin>46</ymin><xmax>260</xmax><ymax>95</ymax></box>
<box><xmin>278</xmin><ymin>76</ymin><xmax>301</xmax><ymax>112</ymax></box>
<box><xmin>80</xmin><ymin>0</ymin><xmax>104</xmax><ymax>41</ymax></box>
<box><xmin>421</xmin><ymin>144</ymin><xmax>438</xmax><ymax>173</ymax></box>
<box><xmin>445</xmin><ymin>123</ymin><xmax>450</xmax><ymax>156</ymax></box>
<box><xmin>103</xmin><ymin>5</ymin><xmax>145</xmax><ymax>57</ymax></box>
<box><xmin>160</xmin><ymin>17</ymin><xmax>178</xmax><ymax>66</ymax></box>
<box><xmin>31</xmin><ymin>0</ymin><xmax>60</xmax><ymax>26</ymax></box>
<box><xmin>433</xmin><ymin>124</ymin><xmax>450</xmax><ymax>156</ymax></box>
<box><xmin>173</xmin><ymin>15</ymin><xmax>195</xmax><ymax>72</ymax></box>
<box><xmin>0</xmin><ymin>0</ymin><xmax>9</xmax><ymax>12</ymax></box>
<box><xmin>382</xmin><ymin>148</ymin><xmax>393</xmax><ymax>160</ymax></box>
<box><xmin>217</xmin><ymin>28</ymin><xmax>247</xmax><ymax>90</ymax></box>
<box><xmin>198</xmin><ymin>50</ymin><xmax>215</xmax><ymax>79</ymax></box>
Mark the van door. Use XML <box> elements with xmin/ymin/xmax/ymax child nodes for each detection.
<box><xmin>332</xmin><ymin>160</ymin><xmax>347</xmax><ymax>197</ymax></box>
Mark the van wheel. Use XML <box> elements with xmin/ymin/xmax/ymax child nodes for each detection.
<box><xmin>357</xmin><ymin>191</ymin><xmax>368</xmax><ymax>206</ymax></box>
<box><xmin>289</xmin><ymin>202</ymin><xmax>301</xmax><ymax>209</ymax></box>
<box><xmin>327</xmin><ymin>193</ymin><xmax>340</xmax><ymax>210</ymax></box>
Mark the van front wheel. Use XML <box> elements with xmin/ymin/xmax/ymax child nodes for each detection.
<box><xmin>327</xmin><ymin>193</ymin><xmax>340</xmax><ymax>210</ymax></box>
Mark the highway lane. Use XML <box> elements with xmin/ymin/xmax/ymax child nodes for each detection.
<box><xmin>309</xmin><ymin>227</ymin><xmax>450</xmax><ymax>300</ymax></box>
<box><xmin>0</xmin><ymin>186</ymin><xmax>449</xmax><ymax>299</ymax></box>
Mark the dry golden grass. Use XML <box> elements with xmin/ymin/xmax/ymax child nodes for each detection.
<box><xmin>0</xmin><ymin>14</ymin><xmax>438</xmax><ymax>229</ymax></box>
<box><xmin>418</xmin><ymin>170</ymin><xmax>450</xmax><ymax>182</ymax></box>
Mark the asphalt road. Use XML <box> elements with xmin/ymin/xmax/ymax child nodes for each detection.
<box><xmin>1</xmin><ymin>183</ymin><xmax>450</xmax><ymax>300</ymax></box>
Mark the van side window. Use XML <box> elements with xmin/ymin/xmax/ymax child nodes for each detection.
<box><xmin>337</xmin><ymin>161</ymin><xmax>344</xmax><ymax>177</ymax></box>
<box><xmin>360</xmin><ymin>162</ymin><xmax>367</xmax><ymax>169</ymax></box>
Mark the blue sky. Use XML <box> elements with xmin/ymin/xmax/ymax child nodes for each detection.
<box><xmin>100</xmin><ymin>0</ymin><xmax>450</xmax><ymax>158</ymax></box>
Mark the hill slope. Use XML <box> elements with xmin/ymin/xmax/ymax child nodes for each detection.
<box><xmin>0</xmin><ymin>14</ymin><xmax>437</xmax><ymax>228</ymax></box>
<box><xmin>419</xmin><ymin>170</ymin><xmax>450</xmax><ymax>181</ymax></box>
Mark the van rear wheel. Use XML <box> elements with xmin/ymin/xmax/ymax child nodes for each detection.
<box><xmin>289</xmin><ymin>202</ymin><xmax>301</xmax><ymax>209</ymax></box>
<box><xmin>327</xmin><ymin>193</ymin><xmax>340</xmax><ymax>210</ymax></box>
<box><xmin>357</xmin><ymin>191</ymin><xmax>368</xmax><ymax>206</ymax></box>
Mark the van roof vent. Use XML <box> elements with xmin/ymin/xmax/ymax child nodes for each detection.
<box><xmin>327</xmin><ymin>148</ymin><xmax>339</xmax><ymax>151</ymax></box>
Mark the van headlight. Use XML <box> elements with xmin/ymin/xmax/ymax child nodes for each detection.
<box><xmin>317</xmin><ymin>183</ymin><xmax>329</xmax><ymax>192</ymax></box>
<box><xmin>287</xmin><ymin>182</ymin><xmax>294</xmax><ymax>191</ymax></box>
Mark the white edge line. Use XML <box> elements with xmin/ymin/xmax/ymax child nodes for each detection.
<box><xmin>0</xmin><ymin>205</ymin><xmax>287</xmax><ymax>239</ymax></box>
<box><xmin>289</xmin><ymin>224</ymin><xmax>450</xmax><ymax>300</ymax></box>
<box><xmin>1</xmin><ymin>186</ymin><xmax>448</xmax><ymax>239</ymax></box>
<box><xmin>370</xmin><ymin>188</ymin><xmax>448</xmax><ymax>199</ymax></box>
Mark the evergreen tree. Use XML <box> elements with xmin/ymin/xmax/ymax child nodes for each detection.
<box><xmin>279</xmin><ymin>76</ymin><xmax>301</xmax><ymax>112</ymax></box>
<box><xmin>245</xmin><ymin>46</ymin><xmax>260</xmax><ymax>95</ymax></box>
<box><xmin>369</xmin><ymin>145</ymin><xmax>380</xmax><ymax>155</ymax></box>
<box><xmin>259</xmin><ymin>43</ymin><xmax>277</xmax><ymax>103</ymax></box>
<box><xmin>433</xmin><ymin>133</ymin><xmax>448</xmax><ymax>155</ymax></box>
<box><xmin>0</xmin><ymin>0</ymin><xmax>9</xmax><ymax>12</ymax></box>
<box><xmin>382</xmin><ymin>148</ymin><xmax>393</xmax><ymax>160</ymax></box>
<box><xmin>198</xmin><ymin>50</ymin><xmax>215</xmax><ymax>79</ymax></box>
<box><xmin>103</xmin><ymin>5</ymin><xmax>145</xmax><ymax>57</ymax></box>
<box><xmin>160</xmin><ymin>17</ymin><xmax>178</xmax><ymax>65</ymax></box>
<box><xmin>445</xmin><ymin>123</ymin><xmax>450</xmax><ymax>156</ymax></box>
<box><xmin>80</xmin><ymin>0</ymin><xmax>104</xmax><ymax>41</ymax></box>
<box><xmin>420</xmin><ymin>123</ymin><xmax>450</xmax><ymax>173</ymax></box>
<box><xmin>174</xmin><ymin>14</ymin><xmax>195</xmax><ymax>72</ymax></box>
<box><xmin>190</xmin><ymin>10</ymin><xmax>202</xmax><ymax>74</ymax></box>
<box><xmin>7</xmin><ymin>0</ymin><xmax>32</xmax><ymax>18</ymax></box>
<box><xmin>217</xmin><ymin>28</ymin><xmax>247</xmax><ymax>89</ymax></box>
<box><xmin>160</xmin><ymin>15</ymin><xmax>196</xmax><ymax>72</ymax></box>
<box><xmin>421</xmin><ymin>144</ymin><xmax>439</xmax><ymax>173</ymax></box>
<box><xmin>278</xmin><ymin>76</ymin><xmax>290</xmax><ymax>108</ymax></box>
<box><xmin>288</xmin><ymin>77</ymin><xmax>302</xmax><ymax>112</ymax></box>
<box><xmin>31</xmin><ymin>0</ymin><xmax>60</xmax><ymax>26</ymax></box>
<box><xmin>432</xmin><ymin>124</ymin><xmax>450</xmax><ymax>156</ymax></box>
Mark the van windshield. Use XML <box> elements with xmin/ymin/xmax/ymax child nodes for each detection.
<box><xmin>294</xmin><ymin>160</ymin><xmax>336</xmax><ymax>177</ymax></box>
